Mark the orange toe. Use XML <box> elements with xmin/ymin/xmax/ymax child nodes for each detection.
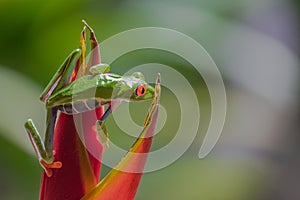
<box><xmin>45</xmin><ymin>161</ymin><xmax>62</xmax><ymax>169</ymax></box>
<box><xmin>45</xmin><ymin>168</ymin><xmax>53</xmax><ymax>177</ymax></box>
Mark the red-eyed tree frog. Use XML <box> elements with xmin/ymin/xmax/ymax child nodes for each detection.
<box><xmin>24</xmin><ymin>49</ymin><xmax>155</xmax><ymax>177</ymax></box>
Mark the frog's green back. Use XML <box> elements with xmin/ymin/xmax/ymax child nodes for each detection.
<box><xmin>46</xmin><ymin>74</ymin><xmax>121</xmax><ymax>107</ymax></box>
<box><xmin>45</xmin><ymin>72</ymin><xmax>155</xmax><ymax>108</ymax></box>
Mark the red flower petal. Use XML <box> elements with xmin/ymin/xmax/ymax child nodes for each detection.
<box><xmin>82</xmin><ymin>75</ymin><xmax>161</xmax><ymax>200</ymax></box>
<box><xmin>40</xmin><ymin>112</ymin><xmax>103</xmax><ymax>200</ymax></box>
<box><xmin>40</xmin><ymin>22</ymin><xmax>103</xmax><ymax>200</ymax></box>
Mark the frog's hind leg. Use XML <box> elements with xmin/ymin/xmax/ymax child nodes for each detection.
<box><xmin>25</xmin><ymin>107</ymin><xmax>62</xmax><ymax>177</ymax></box>
<box><xmin>40</xmin><ymin>49</ymin><xmax>81</xmax><ymax>102</ymax></box>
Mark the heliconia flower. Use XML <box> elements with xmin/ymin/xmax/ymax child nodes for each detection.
<box><xmin>38</xmin><ymin>21</ymin><xmax>160</xmax><ymax>200</ymax></box>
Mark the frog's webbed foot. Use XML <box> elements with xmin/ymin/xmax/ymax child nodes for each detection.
<box><xmin>40</xmin><ymin>159</ymin><xmax>62</xmax><ymax>177</ymax></box>
<box><xmin>94</xmin><ymin>104</ymin><xmax>114</xmax><ymax>150</ymax></box>
<box><xmin>95</xmin><ymin>120</ymin><xmax>109</xmax><ymax>151</ymax></box>
<box><xmin>89</xmin><ymin>63</ymin><xmax>110</xmax><ymax>76</ymax></box>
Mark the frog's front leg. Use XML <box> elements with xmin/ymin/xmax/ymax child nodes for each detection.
<box><xmin>25</xmin><ymin>108</ymin><xmax>62</xmax><ymax>177</ymax></box>
<box><xmin>95</xmin><ymin>101</ymin><xmax>121</xmax><ymax>150</ymax></box>
<box><xmin>89</xmin><ymin>63</ymin><xmax>110</xmax><ymax>76</ymax></box>
<box><xmin>95</xmin><ymin>104</ymin><xmax>113</xmax><ymax>150</ymax></box>
<box><xmin>96</xmin><ymin>120</ymin><xmax>109</xmax><ymax>150</ymax></box>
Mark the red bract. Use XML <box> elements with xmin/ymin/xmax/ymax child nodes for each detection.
<box><xmin>82</xmin><ymin>84</ymin><xmax>160</xmax><ymax>200</ymax></box>
<box><xmin>40</xmin><ymin>22</ymin><xmax>103</xmax><ymax>200</ymax></box>
<box><xmin>38</xmin><ymin>21</ymin><xmax>160</xmax><ymax>200</ymax></box>
<box><xmin>40</xmin><ymin>112</ymin><xmax>103</xmax><ymax>200</ymax></box>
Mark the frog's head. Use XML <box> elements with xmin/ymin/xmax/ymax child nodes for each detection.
<box><xmin>114</xmin><ymin>72</ymin><xmax>155</xmax><ymax>102</ymax></box>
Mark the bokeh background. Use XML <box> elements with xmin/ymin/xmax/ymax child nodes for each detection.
<box><xmin>1</xmin><ymin>0</ymin><xmax>300</xmax><ymax>199</ymax></box>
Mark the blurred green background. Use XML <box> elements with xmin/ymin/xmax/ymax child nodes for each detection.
<box><xmin>1</xmin><ymin>0</ymin><xmax>300</xmax><ymax>199</ymax></box>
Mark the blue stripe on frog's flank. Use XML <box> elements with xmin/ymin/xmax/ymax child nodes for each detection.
<box><xmin>86</xmin><ymin>99</ymin><xmax>100</xmax><ymax>109</ymax></box>
<box><xmin>57</xmin><ymin>98</ymin><xmax>107</xmax><ymax>115</ymax></box>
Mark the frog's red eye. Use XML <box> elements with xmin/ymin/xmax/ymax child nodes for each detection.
<box><xmin>136</xmin><ymin>84</ymin><xmax>146</xmax><ymax>97</ymax></box>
